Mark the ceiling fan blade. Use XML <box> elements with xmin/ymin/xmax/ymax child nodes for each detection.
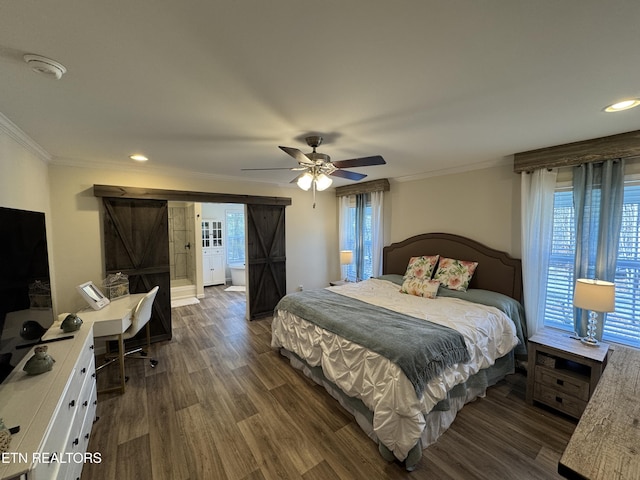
<box><xmin>332</xmin><ymin>155</ymin><xmax>386</xmax><ymax>169</ymax></box>
<box><xmin>279</xmin><ymin>146</ymin><xmax>315</xmax><ymax>165</ymax></box>
<box><xmin>330</xmin><ymin>169</ymin><xmax>367</xmax><ymax>181</ymax></box>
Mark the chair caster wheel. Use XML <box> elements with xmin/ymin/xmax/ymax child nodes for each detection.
<box><xmin>150</xmin><ymin>359</ymin><xmax>158</xmax><ymax>368</ymax></box>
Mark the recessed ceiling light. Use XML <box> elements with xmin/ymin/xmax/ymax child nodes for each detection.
<box><xmin>604</xmin><ymin>98</ymin><xmax>640</xmax><ymax>112</ymax></box>
<box><xmin>129</xmin><ymin>154</ymin><xmax>149</xmax><ymax>162</ymax></box>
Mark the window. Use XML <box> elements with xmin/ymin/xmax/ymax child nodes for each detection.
<box><xmin>544</xmin><ymin>180</ymin><xmax>640</xmax><ymax>347</ymax></box>
<box><xmin>225</xmin><ymin>210</ymin><xmax>245</xmax><ymax>264</ymax></box>
<box><xmin>342</xmin><ymin>195</ymin><xmax>373</xmax><ymax>281</ymax></box>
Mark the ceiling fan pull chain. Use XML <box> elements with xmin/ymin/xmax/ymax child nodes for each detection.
<box><xmin>312</xmin><ymin>179</ymin><xmax>317</xmax><ymax>208</ymax></box>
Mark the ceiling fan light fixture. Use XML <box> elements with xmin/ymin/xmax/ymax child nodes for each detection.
<box><xmin>297</xmin><ymin>172</ymin><xmax>313</xmax><ymax>191</ymax></box>
<box><xmin>604</xmin><ymin>98</ymin><xmax>640</xmax><ymax>112</ymax></box>
<box><xmin>315</xmin><ymin>173</ymin><xmax>333</xmax><ymax>191</ymax></box>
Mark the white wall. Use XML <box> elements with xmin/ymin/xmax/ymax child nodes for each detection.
<box><xmin>387</xmin><ymin>163</ymin><xmax>521</xmax><ymax>258</ymax></box>
<box><xmin>48</xmin><ymin>164</ymin><xmax>338</xmax><ymax>313</ymax></box>
<box><xmin>2</xmin><ymin>111</ymin><xmax>522</xmax><ymax>316</ymax></box>
<box><xmin>0</xmin><ymin>122</ymin><xmax>57</xmax><ymax>309</ymax></box>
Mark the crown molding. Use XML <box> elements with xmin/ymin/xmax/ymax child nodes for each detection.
<box><xmin>0</xmin><ymin>112</ymin><xmax>52</xmax><ymax>162</ymax></box>
<box><xmin>49</xmin><ymin>156</ymin><xmax>300</xmax><ymax>189</ymax></box>
<box><xmin>392</xmin><ymin>156</ymin><xmax>512</xmax><ymax>183</ymax></box>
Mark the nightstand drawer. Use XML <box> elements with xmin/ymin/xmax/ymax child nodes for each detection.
<box><xmin>534</xmin><ymin>383</ymin><xmax>587</xmax><ymax>418</ymax></box>
<box><xmin>534</xmin><ymin>365</ymin><xmax>590</xmax><ymax>401</ymax></box>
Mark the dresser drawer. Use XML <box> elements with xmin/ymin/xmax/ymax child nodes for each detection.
<box><xmin>33</xmin><ymin>331</ymin><xmax>96</xmax><ymax>480</ymax></box>
<box><xmin>65</xmin><ymin>381</ymin><xmax>97</xmax><ymax>480</ymax></box>
<box><xmin>534</xmin><ymin>365</ymin><xmax>590</xmax><ymax>401</ymax></box>
<box><xmin>40</xmin><ymin>366</ymin><xmax>78</xmax><ymax>454</ymax></box>
<box><xmin>71</xmin><ymin>335</ymin><xmax>95</xmax><ymax>388</ymax></box>
<box><xmin>534</xmin><ymin>382</ymin><xmax>587</xmax><ymax>418</ymax></box>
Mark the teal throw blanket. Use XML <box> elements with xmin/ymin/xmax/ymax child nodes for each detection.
<box><xmin>276</xmin><ymin>289</ymin><xmax>470</xmax><ymax>397</ymax></box>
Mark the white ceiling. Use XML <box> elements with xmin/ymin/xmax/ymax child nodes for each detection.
<box><xmin>1</xmin><ymin>1</ymin><xmax>639</xmax><ymax>187</ymax></box>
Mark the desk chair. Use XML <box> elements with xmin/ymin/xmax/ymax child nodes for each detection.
<box><xmin>96</xmin><ymin>286</ymin><xmax>159</xmax><ymax>394</ymax></box>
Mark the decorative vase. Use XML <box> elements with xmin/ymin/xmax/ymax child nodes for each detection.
<box><xmin>23</xmin><ymin>345</ymin><xmax>55</xmax><ymax>375</ymax></box>
<box><xmin>61</xmin><ymin>313</ymin><xmax>83</xmax><ymax>333</ymax></box>
<box><xmin>20</xmin><ymin>320</ymin><xmax>47</xmax><ymax>341</ymax></box>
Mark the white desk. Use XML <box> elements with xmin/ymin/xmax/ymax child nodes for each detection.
<box><xmin>76</xmin><ymin>294</ymin><xmax>145</xmax><ymax>394</ymax></box>
<box><xmin>76</xmin><ymin>293</ymin><xmax>144</xmax><ymax>337</ymax></box>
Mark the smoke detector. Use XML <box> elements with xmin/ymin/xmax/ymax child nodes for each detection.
<box><xmin>23</xmin><ymin>54</ymin><xmax>67</xmax><ymax>79</ymax></box>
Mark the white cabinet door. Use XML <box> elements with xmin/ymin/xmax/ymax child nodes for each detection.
<box><xmin>203</xmin><ymin>248</ymin><xmax>225</xmax><ymax>286</ymax></box>
<box><xmin>202</xmin><ymin>220</ymin><xmax>223</xmax><ymax>248</ymax></box>
<box><xmin>202</xmin><ymin>219</ymin><xmax>225</xmax><ymax>286</ymax></box>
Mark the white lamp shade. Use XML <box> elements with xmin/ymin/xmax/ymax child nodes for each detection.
<box><xmin>340</xmin><ymin>250</ymin><xmax>353</xmax><ymax>265</ymax></box>
<box><xmin>573</xmin><ymin>279</ymin><xmax>615</xmax><ymax>312</ymax></box>
<box><xmin>315</xmin><ymin>173</ymin><xmax>333</xmax><ymax>191</ymax></box>
<box><xmin>297</xmin><ymin>172</ymin><xmax>313</xmax><ymax>191</ymax></box>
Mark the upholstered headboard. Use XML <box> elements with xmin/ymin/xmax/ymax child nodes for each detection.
<box><xmin>382</xmin><ymin>233</ymin><xmax>523</xmax><ymax>303</ymax></box>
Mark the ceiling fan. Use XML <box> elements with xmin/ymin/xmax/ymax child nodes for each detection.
<box><xmin>242</xmin><ymin>135</ymin><xmax>386</xmax><ymax>207</ymax></box>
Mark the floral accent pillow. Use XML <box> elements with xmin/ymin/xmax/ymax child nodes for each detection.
<box><xmin>400</xmin><ymin>278</ymin><xmax>440</xmax><ymax>298</ymax></box>
<box><xmin>433</xmin><ymin>257</ymin><xmax>478</xmax><ymax>291</ymax></box>
<box><xmin>402</xmin><ymin>255</ymin><xmax>439</xmax><ymax>280</ymax></box>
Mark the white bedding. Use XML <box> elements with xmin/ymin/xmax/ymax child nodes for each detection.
<box><xmin>271</xmin><ymin>278</ymin><xmax>519</xmax><ymax>461</ymax></box>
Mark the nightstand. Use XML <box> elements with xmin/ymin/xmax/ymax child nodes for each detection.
<box><xmin>526</xmin><ymin>328</ymin><xmax>609</xmax><ymax>419</ymax></box>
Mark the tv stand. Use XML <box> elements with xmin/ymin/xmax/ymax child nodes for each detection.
<box><xmin>0</xmin><ymin>321</ymin><xmax>96</xmax><ymax>480</ymax></box>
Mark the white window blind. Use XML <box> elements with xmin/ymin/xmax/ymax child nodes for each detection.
<box><xmin>544</xmin><ymin>182</ymin><xmax>640</xmax><ymax>347</ymax></box>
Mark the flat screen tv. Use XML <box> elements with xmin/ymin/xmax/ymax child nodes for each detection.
<box><xmin>0</xmin><ymin>206</ymin><xmax>55</xmax><ymax>383</ymax></box>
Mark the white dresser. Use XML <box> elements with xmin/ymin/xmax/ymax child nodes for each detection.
<box><xmin>0</xmin><ymin>322</ymin><xmax>97</xmax><ymax>480</ymax></box>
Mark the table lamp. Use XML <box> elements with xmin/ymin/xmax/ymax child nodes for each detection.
<box><xmin>340</xmin><ymin>250</ymin><xmax>353</xmax><ymax>282</ymax></box>
<box><xmin>573</xmin><ymin>278</ymin><xmax>615</xmax><ymax>346</ymax></box>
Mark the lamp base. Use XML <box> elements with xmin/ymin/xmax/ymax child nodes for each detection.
<box><xmin>580</xmin><ymin>336</ymin><xmax>600</xmax><ymax>347</ymax></box>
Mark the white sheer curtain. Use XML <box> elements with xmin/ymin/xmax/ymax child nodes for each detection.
<box><xmin>521</xmin><ymin>168</ymin><xmax>557</xmax><ymax>337</ymax></box>
<box><xmin>338</xmin><ymin>195</ymin><xmax>352</xmax><ymax>280</ymax></box>
<box><xmin>370</xmin><ymin>190</ymin><xmax>384</xmax><ymax>277</ymax></box>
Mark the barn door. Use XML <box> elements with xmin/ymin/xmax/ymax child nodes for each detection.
<box><xmin>246</xmin><ymin>204</ymin><xmax>286</xmax><ymax>319</ymax></box>
<box><xmin>102</xmin><ymin>198</ymin><xmax>172</xmax><ymax>342</ymax></box>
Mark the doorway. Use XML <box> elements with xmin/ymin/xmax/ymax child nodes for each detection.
<box><xmin>168</xmin><ymin>202</ymin><xmax>197</xmax><ymax>304</ymax></box>
<box><xmin>199</xmin><ymin>203</ymin><xmax>246</xmax><ymax>292</ymax></box>
<box><xmin>95</xmin><ymin>184</ymin><xmax>290</xmax><ymax>321</ymax></box>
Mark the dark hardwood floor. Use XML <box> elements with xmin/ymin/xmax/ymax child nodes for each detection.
<box><xmin>83</xmin><ymin>285</ymin><xmax>576</xmax><ymax>480</ymax></box>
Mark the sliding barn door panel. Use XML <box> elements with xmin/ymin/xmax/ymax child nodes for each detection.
<box><xmin>246</xmin><ymin>205</ymin><xmax>286</xmax><ymax>319</ymax></box>
<box><xmin>102</xmin><ymin>198</ymin><xmax>172</xmax><ymax>343</ymax></box>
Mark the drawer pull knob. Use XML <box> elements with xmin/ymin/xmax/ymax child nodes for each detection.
<box><xmin>85</xmin><ymin>433</ymin><xmax>90</xmax><ymax>440</ymax></box>
<box><xmin>83</xmin><ymin>400</ymin><xmax>89</xmax><ymax>407</ymax></box>
<box><xmin>72</xmin><ymin>438</ymin><xmax>79</xmax><ymax>446</ymax></box>
<box><xmin>557</xmin><ymin>379</ymin><xmax>564</xmax><ymax>386</ymax></box>
<box><xmin>81</xmin><ymin>367</ymin><xmax>87</xmax><ymax>374</ymax></box>
<box><xmin>69</xmin><ymin>399</ymin><xmax>76</xmax><ymax>408</ymax></box>
<box><xmin>90</xmin><ymin>344</ymin><xmax>94</xmax><ymax>350</ymax></box>
<box><xmin>555</xmin><ymin>396</ymin><xmax>563</xmax><ymax>403</ymax></box>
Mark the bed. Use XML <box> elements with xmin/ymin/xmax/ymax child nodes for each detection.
<box><xmin>271</xmin><ymin>233</ymin><xmax>527</xmax><ymax>470</ymax></box>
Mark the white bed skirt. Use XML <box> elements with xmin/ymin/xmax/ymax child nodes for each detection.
<box><xmin>279</xmin><ymin>348</ymin><xmax>513</xmax><ymax>469</ymax></box>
